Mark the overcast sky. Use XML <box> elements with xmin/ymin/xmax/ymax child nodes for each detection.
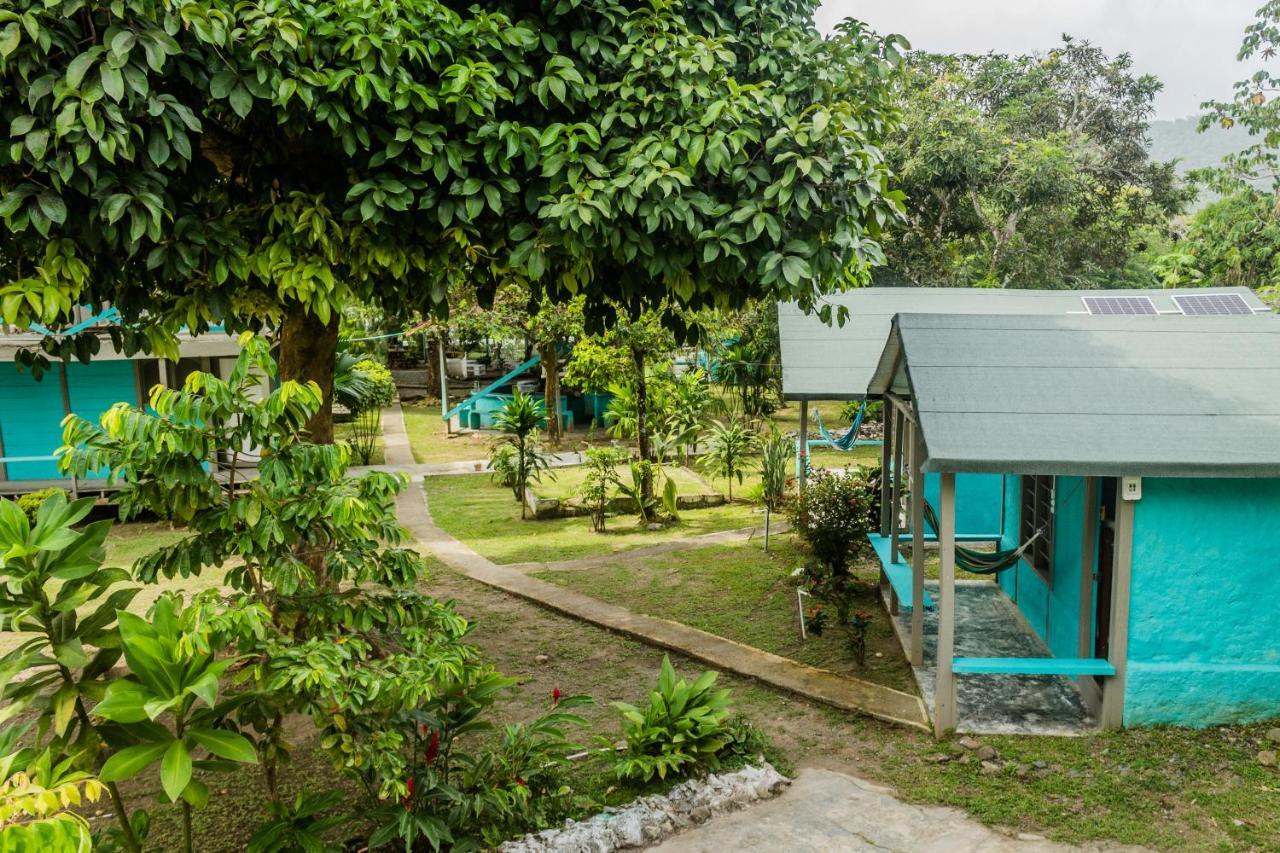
<box><xmin>815</xmin><ymin>1</ymin><xmax>1261</xmax><ymax>119</ymax></box>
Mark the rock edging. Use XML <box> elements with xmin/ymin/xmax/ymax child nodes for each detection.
<box><xmin>498</xmin><ymin>764</ymin><xmax>789</xmax><ymax>852</ymax></box>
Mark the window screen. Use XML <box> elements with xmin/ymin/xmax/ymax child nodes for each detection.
<box><xmin>1020</xmin><ymin>475</ymin><xmax>1055</xmax><ymax>580</ymax></box>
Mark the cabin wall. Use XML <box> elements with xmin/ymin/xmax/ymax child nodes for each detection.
<box><xmin>997</xmin><ymin>475</ymin><xmax>1091</xmax><ymax>660</ymax></box>
<box><xmin>0</xmin><ymin>360</ymin><xmax>140</xmax><ymax>483</ymax></box>
<box><xmin>924</xmin><ymin>472</ymin><xmax>1004</xmax><ymax>537</ymax></box>
<box><xmin>1124</xmin><ymin>477</ymin><xmax>1280</xmax><ymax>727</ymax></box>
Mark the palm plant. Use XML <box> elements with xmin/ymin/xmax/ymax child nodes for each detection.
<box><xmin>700</xmin><ymin>419</ymin><xmax>758</xmax><ymax>501</ymax></box>
<box><xmin>492</xmin><ymin>390</ymin><xmax>555</xmax><ymax>518</ymax></box>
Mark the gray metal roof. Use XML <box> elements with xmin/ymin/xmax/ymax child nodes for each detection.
<box><xmin>778</xmin><ymin>286</ymin><xmax>1270</xmax><ymax>400</ymax></box>
<box><xmin>867</xmin><ymin>313</ymin><xmax>1280</xmax><ymax>478</ymax></box>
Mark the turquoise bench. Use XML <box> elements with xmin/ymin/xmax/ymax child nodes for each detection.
<box><xmin>867</xmin><ymin>534</ymin><xmax>935</xmax><ymax>611</ymax></box>
<box><xmin>951</xmin><ymin>657</ymin><xmax>1116</xmax><ymax>677</ymax></box>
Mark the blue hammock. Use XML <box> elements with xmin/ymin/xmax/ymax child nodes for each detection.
<box><xmin>813</xmin><ymin>404</ymin><xmax>865</xmax><ymax>451</ymax></box>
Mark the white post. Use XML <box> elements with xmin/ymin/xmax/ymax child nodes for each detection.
<box><xmin>935</xmin><ymin>471</ymin><xmax>958</xmax><ymax>737</ymax></box>
<box><xmin>437</xmin><ymin>331</ymin><xmax>450</xmax><ymax>432</ymax></box>
<box><xmin>1101</xmin><ymin>480</ymin><xmax>1134</xmax><ymax>730</ymax></box>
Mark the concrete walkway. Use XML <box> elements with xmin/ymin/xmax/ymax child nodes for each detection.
<box><xmin>377</xmin><ymin>404</ymin><xmax>929</xmax><ymax>731</ymax></box>
<box><xmin>653</xmin><ymin>768</ymin><xmax>1146</xmax><ymax>853</ymax></box>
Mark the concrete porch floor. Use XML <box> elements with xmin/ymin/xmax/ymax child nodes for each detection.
<box><xmin>888</xmin><ymin>581</ymin><xmax>1098</xmax><ymax>736</ymax></box>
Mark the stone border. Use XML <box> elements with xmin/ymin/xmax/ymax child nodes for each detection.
<box><xmin>498</xmin><ymin>764</ymin><xmax>789</xmax><ymax>852</ymax></box>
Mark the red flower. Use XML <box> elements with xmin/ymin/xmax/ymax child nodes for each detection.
<box><xmin>552</xmin><ymin>688</ymin><xmax>562</xmax><ymax>706</ymax></box>
<box><xmin>515</xmin><ymin>776</ymin><xmax>528</xmax><ymax>788</ymax></box>
<box><xmin>425</xmin><ymin>729</ymin><xmax>440</xmax><ymax>766</ymax></box>
<box><xmin>402</xmin><ymin>776</ymin><xmax>415</xmax><ymax>809</ymax></box>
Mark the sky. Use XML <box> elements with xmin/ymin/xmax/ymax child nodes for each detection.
<box><xmin>815</xmin><ymin>0</ymin><xmax>1261</xmax><ymax>120</ymax></box>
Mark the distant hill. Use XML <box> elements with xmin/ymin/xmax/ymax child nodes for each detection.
<box><xmin>1147</xmin><ymin>116</ymin><xmax>1253</xmax><ymax>174</ymax></box>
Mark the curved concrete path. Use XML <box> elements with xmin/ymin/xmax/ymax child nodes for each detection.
<box><xmin>652</xmin><ymin>768</ymin><xmax>1147</xmax><ymax>853</ymax></box>
<box><xmin>382</xmin><ymin>405</ymin><xmax>930</xmax><ymax>732</ymax></box>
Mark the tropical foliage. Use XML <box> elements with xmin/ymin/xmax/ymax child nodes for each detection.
<box><xmin>491</xmin><ymin>390</ymin><xmax>556</xmax><ymax>518</ymax></box>
<box><xmin>699</xmin><ymin>420</ymin><xmax>758</xmax><ymax>502</ymax></box>
<box><xmin>789</xmin><ymin>468</ymin><xmax>879</xmax><ymax>576</ymax></box>
<box><xmin>610</xmin><ymin>656</ymin><xmax>733</xmax><ymax>783</ymax></box>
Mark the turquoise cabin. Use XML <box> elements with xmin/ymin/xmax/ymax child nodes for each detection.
<box><xmin>0</xmin><ymin>314</ymin><xmax>243</xmax><ymax>496</ymax></box>
<box><xmin>780</xmin><ymin>287</ymin><xmax>1280</xmax><ymax>734</ymax></box>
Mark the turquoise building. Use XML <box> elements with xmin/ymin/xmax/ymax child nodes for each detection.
<box><xmin>0</xmin><ymin>314</ymin><xmax>243</xmax><ymax>495</ymax></box>
<box><xmin>780</xmin><ymin>287</ymin><xmax>1280</xmax><ymax>733</ymax></box>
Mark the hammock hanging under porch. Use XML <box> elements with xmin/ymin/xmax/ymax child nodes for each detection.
<box><xmin>919</xmin><ymin>501</ymin><xmax>1047</xmax><ymax>575</ymax></box>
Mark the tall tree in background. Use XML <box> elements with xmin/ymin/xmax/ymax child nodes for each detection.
<box><xmin>526</xmin><ymin>295</ymin><xmax>583</xmax><ymax>445</ymax></box>
<box><xmin>1</xmin><ymin>2</ymin><xmax>905</xmax><ymax>444</ymax></box>
<box><xmin>884</xmin><ymin>36</ymin><xmax>1187</xmax><ymax>288</ymax></box>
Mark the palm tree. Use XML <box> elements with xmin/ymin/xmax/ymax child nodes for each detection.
<box><xmin>493</xmin><ymin>390</ymin><xmax>554</xmax><ymax>518</ymax></box>
<box><xmin>699</xmin><ymin>419</ymin><xmax>758</xmax><ymax>501</ymax></box>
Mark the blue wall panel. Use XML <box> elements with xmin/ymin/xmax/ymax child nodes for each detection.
<box><xmin>65</xmin><ymin>361</ymin><xmax>137</xmax><ymax>480</ymax></box>
<box><xmin>0</xmin><ymin>364</ymin><xmax>66</xmax><ymax>479</ymax></box>
<box><xmin>1124</xmin><ymin>478</ymin><xmax>1280</xmax><ymax>727</ymax></box>
<box><xmin>924</xmin><ymin>471</ymin><xmax>1004</xmax><ymax>537</ymax></box>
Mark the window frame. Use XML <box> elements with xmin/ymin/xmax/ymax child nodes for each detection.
<box><xmin>1019</xmin><ymin>475</ymin><xmax>1055</xmax><ymax>582</ymax></box>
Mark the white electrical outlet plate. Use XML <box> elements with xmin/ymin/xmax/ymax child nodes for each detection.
<box><xmin>1121</xmin><ymin>476</ymin><xmax>1142</xmax><ymax>501</ymax></box>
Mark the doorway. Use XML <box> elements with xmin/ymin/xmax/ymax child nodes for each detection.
<box><xmin>1095</xmin><ymin>477</ymin><xmax>1118</xmax><ymax>660</ymax></box>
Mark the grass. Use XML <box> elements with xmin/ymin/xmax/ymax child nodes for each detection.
<box><xmin>532</xmin><ymin>535</ymin><xmax>917</xmax><ymax>693</ymax></box>
<box><xmin>403</xmin><ymin>403</ymin><xmax>497</xmax><ymax>464</ymax></box>
<box><xmin>424</xmin><ymin>472</ymin><xmax>763</xmax><ymax>564</ymax></box>
<box><xmin>531</xmin><ymin>463</ymin><xmax>714</xmax><ymax>502</ymax></box>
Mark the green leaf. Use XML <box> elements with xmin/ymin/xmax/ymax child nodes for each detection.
<box><xmin>51</xmin><ymin>682</ymin><xmax>77</xmax><ymax>737</ymax></box>
<box><xmin>25</xmin><ymin>129</ymin><xmax>48</xmax><ymax>160</ymax></box>
<box><xmin>160</xmin><ymin>740</ymin><xmax>192</xmax><ymax>802</ymax></box>
<box><xmin>35</xmin><ymin>192</ymin><xmax>66</xmax><ymax>225</ymax></box>
<box><xmin>93</xmin><ymin>679</ymin><xmax>153</xmax><ymax>724</ymax></box>
<box><xmin>228</xmin><ymin>85</ymin><xmax>253</xmax><ymax>119</ymax></box>
<box><xmin>9</xmin><ymin>115</ymin><xmax>35</xmax><ymax>137</ymax></box>
<box><xmin>187</xmin><ymin>728</ymin><xmax>257</xmax><ymax>764</ymax></box>
<box><xmin>101</xmin><ymin>65</ymin><xmax>124</xmax><ymax>101</ymax></box>
<box><xmin>181</xmin><ymin>777</ymin><xmax>209</xmax><ymax>809</ymax></box>
<box><xmin>67</xmin><ymin>53</ymin><xmax>96</xmax><ymax>89</ymax></box>
<box><xmin>100</xmin><ymin>741</ymin><xmax>170</xmax><ymax>782</ymax></box>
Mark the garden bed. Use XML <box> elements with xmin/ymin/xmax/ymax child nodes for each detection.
<box><xmin>526</xmin><ymin>464</ymin><xmax>725</xmax><ymax>519</ymax></box>
<box><xmin>531</xmin><ymin>535</ymin><xmax>917</xmax><ymax>693</ymax></box>
<box><xmin>423</xmin><ymin>473</ymin><xmax>762</xmax><ymax>564</ymax></box>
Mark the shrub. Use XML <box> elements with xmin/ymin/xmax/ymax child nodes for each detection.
<box><xmin>610</xmin><ymin>656</ymin><xmax>733</xmax><ymax>783</ymax></box>
<box><xmin>342</xmin><ymin>358</ymin><xmax>397</xmax><ymax>464</ymax></box>
<box><xmin>699</xmin><ymin>419</ymin><xmax>757</xmax><ymax>501</ymax></box>
<box><xmin>839</xmin><ymin>399</ymin><xmax>883</xmax><ymax>424</ymax></box>
<box><xmin>849</xmin><ymin>610</ymin><xmax>872</xmax><ymax>666</ymax></box>
<box><xmin>15</xmin><ymin>487</ymin><xmax>66</xmax><ymax>523</ymax></box>
<box><xmin>789</xmin><ymin>468</ymin><xmax>878</xmax><ymax>575</ymax></box>
<box><xmin>616</xmin><ymin>459</ymin><xmax>678</xmax><ymax>526</ymax></box>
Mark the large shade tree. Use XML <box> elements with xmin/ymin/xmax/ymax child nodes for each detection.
<box><xmin>1</xmin><ymin>1</ymin><xmax>905</xmax><ymax>441</ymax></box>
<box><xmin>884</xmin><ymin>37</ymin><xmax>1188</xmax><ymax>288</ymax></box>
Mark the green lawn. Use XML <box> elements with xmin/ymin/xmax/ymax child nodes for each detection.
<box><xmin>423</xmin><ymin>472</ymin><xmax>764</xmax><ymax>564</ymax></box>
<box><xmin>531</xmin><ymin>463</ymin><xmax>714</xmax><ymax>501</ymax></box>
<box><xmin>403</xmin><ymin>403</ymin><xmax>498</xmax><ymax>464</ymax></box>
<box><xmin>532</xmin><ymin>535</ymin><xmax>916</xmax><ymax>693</ymax></box>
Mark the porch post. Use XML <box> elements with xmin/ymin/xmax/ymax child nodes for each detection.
<box><xmin>910</xmin><ymin>420</ymin><xmax>926</xmax><ymax>667</ymax></box>
<box><xmin>889</xmin><ymin>406</ymin><xmax>905</xmax><ymax>564</ymax></box>
<box><xmin>1100</xmin><ymin>480</ymin><xmax>1134</xmax><ymax>730</ymax></box>
<box><xmin>879</xmin><ymin>398</ymin><xmax>893</xmax><ymax>536</ymax></box>
<box><xmin>798</xmin><ymin>400</ymin><xmax>809</xmax><ymax>494</ymax></box>
<box><xmin>934</xmin><ymin>471</ymin><xmax>958</xmax><ymax>736</ymax></box>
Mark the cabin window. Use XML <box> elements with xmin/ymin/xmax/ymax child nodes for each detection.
<box><xmin>1020</xmin><ymin>475</ymin><xmax>1055</xmax><ymax>581</ymax></box>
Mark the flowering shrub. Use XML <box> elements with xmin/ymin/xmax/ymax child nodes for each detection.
<box><xmin>788</xmin><ymin>468</ymin><xmax>879</xmax><ymax>575</ymax></box>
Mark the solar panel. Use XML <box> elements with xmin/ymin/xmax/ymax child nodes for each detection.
<box><xmin>1172</xmin><ymin>293</ymin><xmax>1254</xmax><ymax>315</ymax></box>
<box><xmin>1081</xmin><ymin>296</ymin><xmax>1157</xmax><ymax>316</ymax></box>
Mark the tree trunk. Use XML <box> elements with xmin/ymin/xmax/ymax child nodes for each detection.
<box><xmin>278</xmin><ymin>304</ymin><xmax>340</xmax><ymax>444</ymax></box>
<box><xmin>539</xmin><ymin>342</ymin><xmax>562</xmax><ymax>444</ymax></box>
<box><xmin>425</xmin><ymin>336</ymin><xmax>442</xmax><ymax>403</ymax></box>
<box><xmin>631</xmin><ymin>343</ymin><xmax>653</xmax><ymax>504</ymax></box>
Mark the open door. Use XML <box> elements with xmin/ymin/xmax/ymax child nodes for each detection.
<box><xmin>1095</xmin><ymin>477</ymin><xmax>1118</xmax><ymax>660</ymax></box>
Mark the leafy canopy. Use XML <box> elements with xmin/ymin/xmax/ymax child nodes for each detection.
<box><xmin>1</xmin><ymin>1</ymin><xmax>905</xmax><ymax>366</ymax></box>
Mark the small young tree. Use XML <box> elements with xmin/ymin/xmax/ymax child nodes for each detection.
<box><xmin>699</xmin><ymin>420</ymin><xmax>758</xmax><ymax>502</ymax></box>
<box><xmin>581</xmin><ymin>446</ymin><xmax>628</xmax><ymax>532</ymax></box>
<box><xmin>492</xmin><ymin>390</ymin><xmax>555</xmax><ymax>518</ymax></box>
<box><xmin>340</xmin><ymin>358</ymin><xmax>396</xmax><ymax>465</ymax></box>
